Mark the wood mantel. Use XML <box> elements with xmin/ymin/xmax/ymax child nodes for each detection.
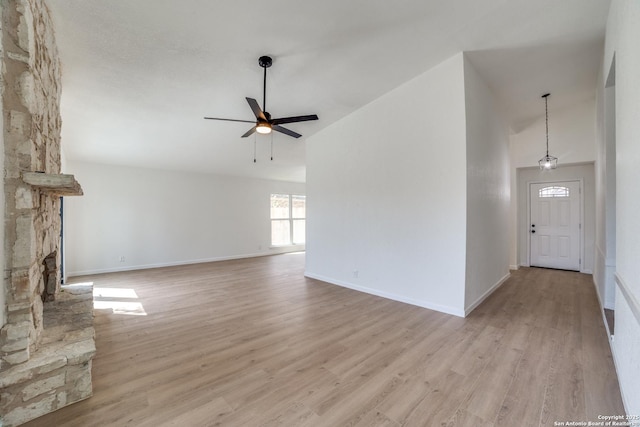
<box><xmin>22</xmin><ymin>172</ymin><xmax>84</xmax><ymax>196</ymax></box>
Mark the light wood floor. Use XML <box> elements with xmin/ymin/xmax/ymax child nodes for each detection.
<box><xmin>24</xmin><ymin>253</ymin><xmax>624</xmax><ymax>426</ymax></box>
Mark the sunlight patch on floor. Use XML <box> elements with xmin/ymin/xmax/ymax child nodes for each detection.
<box><xmin>93</xmin><ymin>286</ymin><xmax>147</xmax><ymax>316</ymax></box>
<box><xmin>93</xmin><ymin>300</ymin><xmax>147</xmax><ymax>315</ymax></box>
<box><xmin>93</xmin><ymin>287</ymin><xmax>138</xmax><ymax>299</ymax></box>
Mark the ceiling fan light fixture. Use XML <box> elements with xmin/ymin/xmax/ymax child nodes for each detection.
<box><xmin>204</xmin><ymin>55</ymin><xmax>318</xmax><ymax>142</ymax></box>
<box><xmin>538</xmin><ymin>93</ymin><xmax>558</xmax><ymax>170</ymax></box>
<box><xmin>256</xmin><ymin>123</ymin><xmax>272</xmax><ymax>134</ymax></box>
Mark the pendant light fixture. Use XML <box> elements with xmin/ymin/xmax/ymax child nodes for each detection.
<box><xmin>539</xmin><ymin>93</ymin><xmax>558</xmax><ymax>170</ymax></box>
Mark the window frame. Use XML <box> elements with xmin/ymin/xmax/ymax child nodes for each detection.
<box><xmin>270</xmin><ymin>194</ymin><xmax>306</xmax><ymax>246</ymax></box>
<box><xmin>538</xmin><ymin>186</ymin><xmax>570</xmax><ymax>198</ymax></box>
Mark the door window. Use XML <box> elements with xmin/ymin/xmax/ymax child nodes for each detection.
<box><xmin>538</xmin><ymin>186</ymin><xmax>570</xmax><ymax>198</ymax></box>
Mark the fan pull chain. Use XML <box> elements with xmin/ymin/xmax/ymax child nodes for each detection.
<box><xmin>253</xmin><ymin>135</ymin><xmax>257</xmax><ymax>163</ymax></box>
<box><xmin>270</xmin><ymin>133</ymin><xmax>274</xmax><ymax>161</ymax></box>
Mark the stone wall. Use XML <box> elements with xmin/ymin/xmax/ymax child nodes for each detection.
<box><xmin>1</xmin><ymin>0</ymin><xmax>93</xmax><ymax>425</ymax></box>
<box><xmin>1</xmin><ymin>0</ymin><xmax>63</xmax><ymax>363</ymax></box>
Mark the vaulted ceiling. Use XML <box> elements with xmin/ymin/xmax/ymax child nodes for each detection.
<box><xmin>48</xmin><ymin>0</ymin><xmax>610</xmax><ymax>183</ymax></box>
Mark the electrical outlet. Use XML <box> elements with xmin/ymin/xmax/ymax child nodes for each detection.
<box><xmin>119</xmin><ymin>256</ymin><xmax>125</xmax><ymax>262</ymax></box>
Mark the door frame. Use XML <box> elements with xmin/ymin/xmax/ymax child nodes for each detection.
<box><xmin>526</xmin><ymin>178</ymin><xmax>585</xmax><ymax>271</ymax></box>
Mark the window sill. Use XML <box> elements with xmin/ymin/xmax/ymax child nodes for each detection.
<box><xmin>269</xmin><ymin>244</ymin><xmax>305</xmax><ymax>250</ymax></box>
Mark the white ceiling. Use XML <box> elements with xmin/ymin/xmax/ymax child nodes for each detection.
<box><xmin>48</xmin><ymin>0</ymin><xmax>610</xmax><ymax>183</ymax></box>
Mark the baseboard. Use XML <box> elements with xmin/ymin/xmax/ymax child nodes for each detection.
<box><xmin>68</xmin><ymin>249</ymin><xmax>303</xmax><ymax>277</ymax></box>
<box><xmin>464</xmin><ymin>272</ymin><xmax>511</xmax><ymax>316</ymax></box>
<box><xmin>303</xmin><ymin>272</ymin><xmax>465</xmax><ymax>318</ymax></box>
<box><xmin>509</xmin><ymin>265</ymin><xmax>519</xmax><ymax>271</ymax></box>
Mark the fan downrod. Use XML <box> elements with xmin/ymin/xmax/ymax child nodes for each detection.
<box><xmin>259</xmin><ymin>56</ymin><xmax>272</xmax><ymax>68</ymax></box>
<box><xmin>204</xmin><ymin>54</ymin><xmax>318</xmax><ymax>140</ymax></box>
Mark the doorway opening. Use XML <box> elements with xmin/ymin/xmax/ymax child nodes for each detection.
<box><xmin>601</xmin><ymin>55</ymin><xmax>617</xmax><ymax>335</ymax></box>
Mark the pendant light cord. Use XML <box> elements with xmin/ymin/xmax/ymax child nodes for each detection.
<box><xmin>543</xmin><ymin>93</ymin><xmax>550</xmax><ymax>157</ymax></box>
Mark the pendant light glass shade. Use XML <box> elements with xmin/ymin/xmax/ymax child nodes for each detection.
<box><xmin>539</xmin><ymin>154</ymin><xmax>558</xmax><ymax>170</ymax></box>
<box><xmin>538</xmin><ymin>93</ymin><xmax>557</xmax><ymax>170</ymax></box>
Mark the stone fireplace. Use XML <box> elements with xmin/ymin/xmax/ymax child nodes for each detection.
<box><xmin>1</xmin><ymin>1</ymin><xmax>95</xmax><ymax>425</ymax></box>
<box><xmin>41</xmin><ymin>251</ymin><xmax>58</xmax><ymax>303</ymax></box>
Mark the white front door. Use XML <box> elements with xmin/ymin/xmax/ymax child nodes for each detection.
<box><xmin>530</xmin><ymin>181</ymin><xmax>581</xmax><ymax>271</ymax></box>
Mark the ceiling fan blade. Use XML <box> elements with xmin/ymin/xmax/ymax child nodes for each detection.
<box><xmin>241</xmin><ymin>126</ymin><xmax>257</xmax><ymax>138</ymax></box>
<box><xmin>273</xmin><ymin>125</ymin><xmax>302</xmax><ymax>139</ymax></box>
<box><xmin>246</xmin><ymin>97</ymin><xmax>267</xmax><ymax>121</ymax></box>
<box><xmin>204</xmin><ymin>117</ymin><xmax>256</xmax><ymax>124</ymax></box>
<box><xmin>271</xmin><ymin>114</ymin><xmax>318</xmax><ymax>126</ymax></box>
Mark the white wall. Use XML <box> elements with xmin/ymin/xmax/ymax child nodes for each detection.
<box><xmin>509</xmin><ymin>99</ymin><xmax>597</xmax><ymax>269</ymax></box>
<box><xmin>603</xmin><ymin>0</ymin><xmax>640</xmax><ymax>415</ymax></box>
<box><xmin>510</xmin><ymin>99</ymin><xmax>596</xmax><ymax>169</ymax></box>
<box><xmin>463</xmin><ymin>55</ymin><xmax>511</xmax><ymax>314</ymax></box>
<box><xmin>63</xmin><ymin>161</ymin><xmax>305</xmax><ymax>276</ymax></box>
<box><xmin>306</xmin><ymin>53</ymin><xmax>468</xmax><ymax>316</ymax></box>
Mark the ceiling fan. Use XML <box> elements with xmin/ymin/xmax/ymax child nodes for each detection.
<box><xmin>204</xmin><ymin>56</ymin><xmax>318</xmax><ymax>139</ymax></box>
